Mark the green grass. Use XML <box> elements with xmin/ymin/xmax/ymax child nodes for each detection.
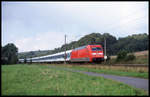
<box><xmin>2</xmin><ymin>64</ymin><xmax>148</xmax><ymax>96</ymax></box>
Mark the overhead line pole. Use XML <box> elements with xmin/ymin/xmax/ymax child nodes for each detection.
<box><xmin>64</xmin><ymin>34</ymin><xmax>66</xmax><ymax>64</ymax></box>
<box><xmin>104</xmin><ymin>37</ymin><xmax>107</xmax><ymax>62</ymax></box>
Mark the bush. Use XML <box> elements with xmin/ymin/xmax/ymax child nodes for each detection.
<box><xmin>2</xmin><ymin>43</ymin><xmax>18</xmax><ymax>64</ymax></box>
<box><xmin>125</xmin><ymin>54</ymin><xmax>136</xmax><ymax>61</ymax></box>
<box><xmin>116</xmin><ymin>50</ymin><xmax>136</xmax><ymax>62</ymax></box>
<box><xmin>116</xmin><ymin>50</ymin><xmax>128</xmax><ymax>61</ymax></box>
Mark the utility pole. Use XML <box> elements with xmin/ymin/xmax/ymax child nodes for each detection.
<box><xmin>64</xmin><ymin>34</ymin><xmax>66</xmax><ymax>64</ymax></box>
<box><xmin>104</xmin><ymin>37</ymin><xmax>107</xmax><ymax>62</ymax></box>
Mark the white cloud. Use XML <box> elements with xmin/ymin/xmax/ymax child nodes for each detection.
<box><xmin>15</xmin><ymin>32</ymin><xmax>64</xmax><ymax>52</ymax></box>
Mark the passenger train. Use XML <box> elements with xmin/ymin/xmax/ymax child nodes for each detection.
<box><xmin>19</xmin><ymin>45</ymin><xmax>104</xmax><ymax>63</ymax></box>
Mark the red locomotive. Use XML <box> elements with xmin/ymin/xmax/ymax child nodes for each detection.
<box><xmin>71</xmin><ymin>45</ymin><xmax>104</xmax><ymax>62</ymax></box>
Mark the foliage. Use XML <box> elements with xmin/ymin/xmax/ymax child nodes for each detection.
<box><xmin>125</xmin><ymin>54</ymin><xmax>136</xmax><ymax>61</ymax></box>
<box><xmin>1</xmin><ymin>43</ymin><xmax>18</xmax><ymax>64</ymax></box>
<box><xmin>116</xmin><ymin>51</ymin><xmax>136</xmax><ymax>62</ymax></box>
<box><xmin>111</xmin><ymin>33</ymin><xmax>149</xmax><ymax>55</ymax></box>
<box><xmin>116</xmin><ymin>50</ymin><xmax>128</xmax><ymax>61</ymax></box>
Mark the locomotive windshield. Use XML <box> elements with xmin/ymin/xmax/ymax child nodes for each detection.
<box><xmin>92</xmin><ymin>47</ymin><xmax>102</xmax><ymax>51</ymax></box>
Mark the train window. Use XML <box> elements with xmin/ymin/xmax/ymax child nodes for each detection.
<box><xmin>92</xmin><ymin>47</ymin><xmax>102</xmax><ymax>51</ymax></box>
<box><xmin>58</xmin><ymin>55</ymin><xmax>61</xmax><ymax>58</ymax></box>
<box><xmin>49</xmin><ymin>56</ymin><xmax>53</xmax><ymax>59</ymax></box>
<box><xmin>61</xmin><ymin>54</ymin><xmax>63</xmax><ymax>58</ymax></box>
<box><xmin>57</xmin><ymin>55</ymin><xmax>59</xmax><ymax>58</ymax></box>
<box><xmin>44</xmin><ymin>57</ymin><xmax>48</xmax><ymax>60</ymax></box>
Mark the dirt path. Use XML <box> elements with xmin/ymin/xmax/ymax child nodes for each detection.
<box><xmin>45</xmin><ymin>65</ymin><xmax>149</xmax><ymax>91</ymax></box>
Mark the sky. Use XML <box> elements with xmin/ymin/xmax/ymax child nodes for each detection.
<box><xmin>2</xmin><ymin>1</ymin><xmax>149</xmax><ymax>52</ymax></box>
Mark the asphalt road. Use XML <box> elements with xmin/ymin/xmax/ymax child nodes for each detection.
<box><xmin>46</xmin><ymin>65</ymin><xmax>149</xmax><ymax>91</ymax></box>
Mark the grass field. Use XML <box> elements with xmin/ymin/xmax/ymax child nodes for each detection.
<box><xmin>2</xmin><ymin>64</ymin><xmax>148</xmax><ymax>96</ymax></box>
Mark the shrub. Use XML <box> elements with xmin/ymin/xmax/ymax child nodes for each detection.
<box><xmin>125</xmin><ymin>54</ymin><xmax>136</xmax><ymax>61</ymax></box>
<box><xmin>116</xmin><ymin>50</ymin><xmax>128</xmax><ymax>61</ymax></box>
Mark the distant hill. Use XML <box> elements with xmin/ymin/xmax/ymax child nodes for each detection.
<box><xmin>18</xmin><ymin>50</ymin><xmax>52</xmax><ymax>59</ymax></box>
<box><xmin>18</xmin><ymin>33</ymin><xmax>149</xmax><ymax>59</ymax></box>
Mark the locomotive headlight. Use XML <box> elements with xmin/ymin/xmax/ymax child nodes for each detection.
<box><xmin>92</xmin><ymin>53</ymin><xmax>96</xmax><ymax>55</ymax></box>
<box><xmin>98</xmin><ymin>53</ymin><xmax>103</xmax><ymax>55</ymax></box>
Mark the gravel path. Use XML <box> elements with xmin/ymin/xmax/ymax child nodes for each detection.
<box><xmin>46</xmin><ymin>65</ymin><xmax>149</xmax><ymax>91</ymax></box>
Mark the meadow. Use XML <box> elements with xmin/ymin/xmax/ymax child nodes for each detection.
<box><xmin>2</xmin><ymin>64</ymin><xmax>148</xmax><ymax>96</ymax></box>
